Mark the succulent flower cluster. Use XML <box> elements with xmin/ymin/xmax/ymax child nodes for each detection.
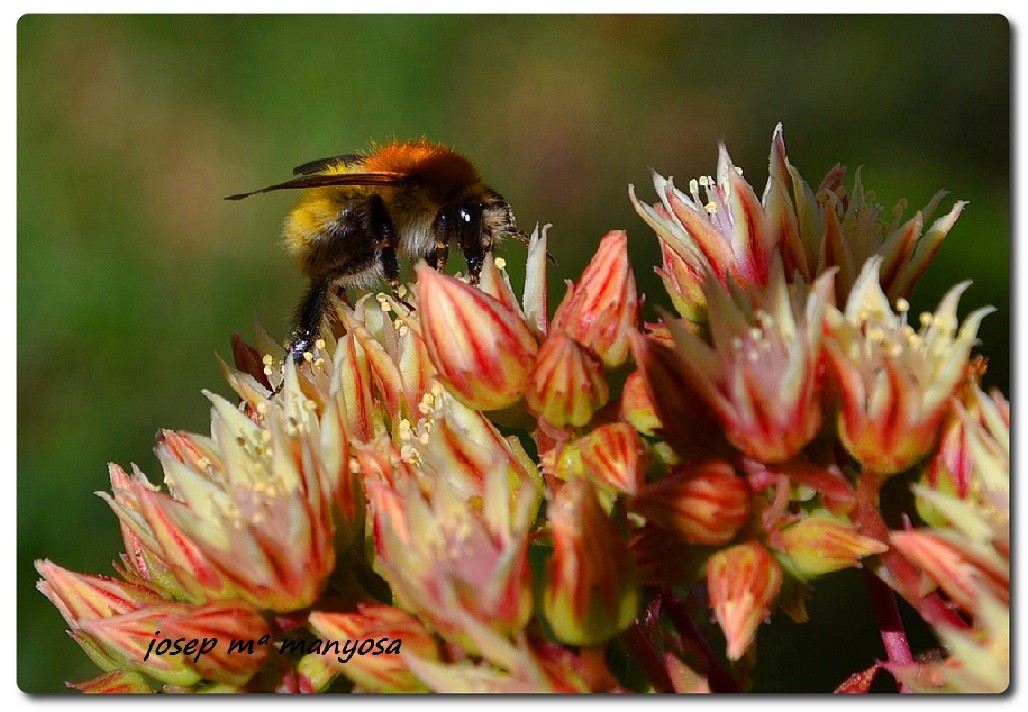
<box><xmin>37</xmin><ymin>126</ymin><xmax>1008</xmax><ymax>693</ymax></box>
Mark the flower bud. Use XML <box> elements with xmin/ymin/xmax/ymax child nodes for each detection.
<box><xmin>620</xmin><ymin>370</ymin><xmax>662</xmax><ymax>436</ymax></box>
<box><xmin>551</xmin><ymin>422</ymin><xmax>646</xmax><ymax>498</ymax></box>
<box><xmin>889</xmin><ymin>530</ymin><xmax>1008</xmax><ymax>614</ymax></box>
<box><xmin>67</xmin><ymin>671</ymin><xmax>153</xmax><ymax>694</ymax></box>
<box><xmin>416</xmin><ymin>263</ymin><xmax>538</xmax><ymax>411</ymax></box>
<box><xmin>774</xmin><ymin>514</ymin><xmax>888</xmax><ymax>579</ymax></box>
<box><xmin>308</xmin><ymin>604</ymin><xmax>438</xmax><ymax>692</ymax></box>
<box><xmin>631</xmin><ymin>460</ymin><xmax>750</xmax><ymax>545</ymax></box>
<box><xmin>157</xmin><ymin>602</ymin><xmax>271</xmax><ymax>686</ymax></box>
<box><xmin>35</xmin><ymin>559</ymin><xmax>163</xmax><ymax>627</ymax></box>
<box><xmin>551</xmin><ymin>231</ymin><xmax>638</xmax><ymax>367</ymax></box>
<box><xmin>75</xmin><ymin>602</ymin><xmax>267</xmax><ymax>688</ymax></box>
<box><xmin>526</xmin><ymin>330</ymin><xmax>609</xmax><ymax>428</ymax></box>
<box><xmin>543</xmin><ymin>477</ymin><xmax>639</xmax><ymax>646</ymax></box>
<box><xmin>706</xmin><ymin>541</ymin><xmax>782</xmax><ymax>661</ymax></box>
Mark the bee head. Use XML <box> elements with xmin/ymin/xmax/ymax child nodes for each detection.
<box><xmin>477</xmin><ymin>188</ymin><xmax>522</xmax><ymax>245</ymax></box>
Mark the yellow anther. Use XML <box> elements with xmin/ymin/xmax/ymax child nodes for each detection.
<box><xmin>494</xmin><ymin>257</ymin><xmax>507</xmax><ymax>270</ymax></box>
<box><xmin>400</xmin><ymin>444</ymin><xmax>422</xmax><ymax>466</ymax></box>
<box><xmin>262</xmin><ymin>354</ymin><xmax>274</xmax><ymax>365</ymax></box>
<box><xmin>314</xmin><ymin>338</ymin><xmax>326</xmax><ymax>350</ymax></box>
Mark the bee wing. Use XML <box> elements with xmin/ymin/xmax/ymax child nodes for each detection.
<box><xmin>225</xmin><ymin>173</ymin><xmax>407</xmax><ymax>201</ymax></box>
<box><xmin>291</xmin><ymin>154</ymin><xmax>363</xmax><ymax>176</ymax></box>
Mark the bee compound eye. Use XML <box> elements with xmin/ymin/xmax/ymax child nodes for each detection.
<box><xmin>458</xmin><ymin>207</ymin><xmax>473</xmax><ymax>223</ymax></box>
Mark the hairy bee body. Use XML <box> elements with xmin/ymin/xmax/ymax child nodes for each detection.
<box><xmin>228</xmin><ymin>140</ymin><xmax>524</xmax><ymax>362</ymax></box>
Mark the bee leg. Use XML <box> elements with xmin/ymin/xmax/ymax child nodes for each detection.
<box><xmin>427</xmin><ymin>208</ymin><xmax>452</xmax><ymax>272</ymax></box>
<box><xmin>290</xmin><ymin>274</ymin><xmax>332</xmax><ymax>364</ymax></box>
<box><xmin>368</xmin><ymin>194</ymin><xmax>414</xmax><ymax>312</ymax></box>
<box><xmin>457</xmin><ymin>203</ymin><xmax>485</xmax><ymax>284</ymax></box>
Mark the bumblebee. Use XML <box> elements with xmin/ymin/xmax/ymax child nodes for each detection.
<box><xmin>228</xmin><ymin>140</ymin><xmax>528</xmax><ymax>363</ymax></box>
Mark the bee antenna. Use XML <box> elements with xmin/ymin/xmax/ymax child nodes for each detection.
<box><xmin>507</xmin><ymin>228</ymin><xmax>557</xmax><ymax>265</ymax></box>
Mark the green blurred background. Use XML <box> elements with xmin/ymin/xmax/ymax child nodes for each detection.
<box><xmin>17</xmin><ymin>15</ymin><xmax>1009</xmax><ymax>693</ymax></box>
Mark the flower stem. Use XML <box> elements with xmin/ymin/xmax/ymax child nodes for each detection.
<box><xmin>663</xmin><ymin>590</ymin><xmax>740</xmax><ymax>693</ymax></box>
<box><xmin>854</xmin><ymin>471</ymin><xmax>969</xmax><ymax>631</ymax></box>
<box><xmin>622</xmin><ymin>622</ymin><xmax>674</xmax><ymax>693</ymax></box>
<box><xmin>862</xmin><ymin>568</ymin><xmax>913</xmax><ymax>693</ymax></box>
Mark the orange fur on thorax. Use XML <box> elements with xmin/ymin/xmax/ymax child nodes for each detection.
<box><xmin>361</xmin><ymin>141</ymin><xmax>481</xmax><ymax>204</ymax></box>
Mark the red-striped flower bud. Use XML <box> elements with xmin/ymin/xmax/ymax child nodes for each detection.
<box><xmin>551</xmin><ymin>422</ymin><xmax>646</xmax><ymax>497</ymax></box>
<box><xmin>551</xmin><ymin>231</ymin><xmax>638</xmax><ymax>367</ymax></box>
<box><xmin>706</xmin><ymin>541</ymin><xmax>782</xmax><ymax>661</ymax></box>
<box><xmin>416</xmin><ymin>263</ymin><xmax>538</xmax><ymax>411</ymax></box>
<box><xmin>631</xmin><ymin>460</ymin><xmax>750</xmax><ymax>545</ymax></box>
<box><xmin>526</xmin><ymin>330</ymin><xmax>609</xmax><ymax>428</ymax></box>
<box><xmin>620</xmin><ymin>370</ymin><xmax>662</xmax><ymax>436</ymax></box>
<box><xmin>308</xmin><ymin>604</ymin><xmax>439</xmax><ymax>692</ymax></box>
<box><xmin>543</xmin><ymin>477</ymin><xmax>639</xmax><ymax>646</ymax></box>
<box><xmin>774</xmin><ymin>514</ymin><xmax>888</xmax><ymax>579</ymax></box>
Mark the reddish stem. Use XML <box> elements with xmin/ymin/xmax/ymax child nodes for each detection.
<box><xmin>662</xmin><ymin>591</ymin><xmax>740</xmax><ymax>693</ymax></box>
<box><xmin>623</xmin><ymin>622</ymin><xmax>675</xmax><ymax>693</ymax></box>
<box><xmin>854</xmin><ymin>471</ymin><xmax>969</xmax><ymax>631</ymax></box>
<box><xmin>862</xmin><ymin>568</ymin><xmax>914</xmax><ymax>693</ymax></box>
